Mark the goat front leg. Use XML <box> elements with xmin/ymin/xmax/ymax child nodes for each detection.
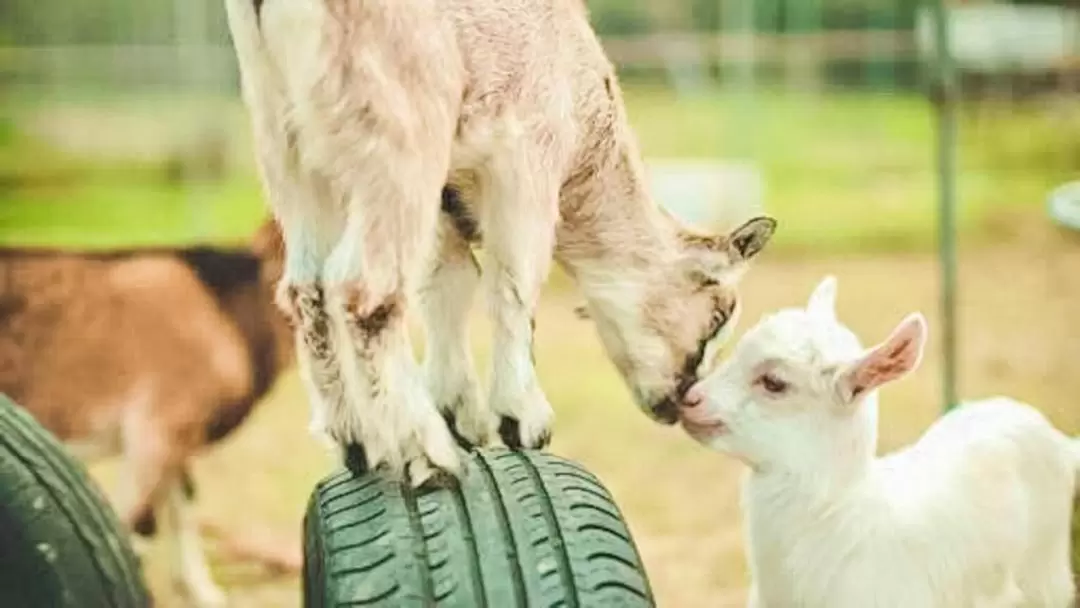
<box><xmin>250</xmin><ymin>110</ymin><xmax>346</xmax><ymax>445</ymax></box>
<box><xmin>481</xmin><ymin>153</ymin><xmax>559</xmax><ymax>449</ymax></box>
<box><xmin>419</xmin><ymin>196</ymin><xmax>490</xmax><ymax>448</ymax></box>
<box><xmin>320</xmin><ymin>157</ymin><xmax>461</xmax><ymax>485</ymax></box>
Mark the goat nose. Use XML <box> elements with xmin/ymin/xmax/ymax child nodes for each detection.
<box><xmin>682</xmin><ymin>384</ymin><xmax>706</xmax><ymax>409</ymax></box>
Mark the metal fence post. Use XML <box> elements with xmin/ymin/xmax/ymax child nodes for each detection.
<box><xmin>929</xmin><ymin>0</ymin><xmax>959</xmax><ymax>412</ymax></box>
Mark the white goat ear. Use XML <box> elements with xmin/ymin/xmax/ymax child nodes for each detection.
<box><xmin>806</xmin><ymin>275</ymin><xmax>838</xmax><ymax>320</ymax></box>
<box><xmin>835</xmin><ymin>313</ymin><xmax>928</xmax><ymax>404</ymax></box>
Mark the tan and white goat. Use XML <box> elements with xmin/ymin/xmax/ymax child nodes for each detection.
<box><xmin>0</xmin><ymin>221</ymin><xmax>296</xmax><ymax>607</ymax></box>
<box><xmin>223</xmin><ymin>0</ymin><xmax>777</xmax><ymax>484</ymax></box>
<box><xmin>679</xmin><ymin>276</ymin><xmax>1078</xmax><ymax>607</ymax></box>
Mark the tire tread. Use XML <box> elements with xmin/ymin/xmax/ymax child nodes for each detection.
<box><xmin>0</xmin><ymin>395</ymin><xmax>148</xmax><ymax>608</ymax></box>
<box><xmin>304</xmin><ymin>448</ymin><xmax>655</xmax><ymax>608</ymax></box>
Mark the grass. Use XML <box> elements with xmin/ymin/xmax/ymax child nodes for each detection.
<box><xmin>625</xmin><ymin>86</ymin><xmax>1078</xmax><ymax>252</ymax></box>
<box><xmin>2</xmin><ymin>85</ymin><xmax>1077</xmax><ymax>253</ymax></box>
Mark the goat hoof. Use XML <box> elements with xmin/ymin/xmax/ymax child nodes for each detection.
<box><xmin>412</xmin><ymin>465</ymin><xmax>459</xmax><ymax>491</ymax></box>
<box><xmin>441</xmin><ymin>411</ymin><xmax>479</xmax><ymax>451</ymax></box>
<box><xmin>498</xmin><ymin>416</ymin><xmax>552</xmax><ymax>450</ymax></box>
<box><xmin>132</xmin><ymin>510</ymin><xmax>157</xmax><ymax>537</ymax></box>
<box><xmin>343</xmin><ymin>443</ymin><xmax>370</xmax><ymax>477</ymax></box>
<box><xmin>498</xmin><ymin>417</ymin><xmax>521</xmax><ymax>448</ymax></box>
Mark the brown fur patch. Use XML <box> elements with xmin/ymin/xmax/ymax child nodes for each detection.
<box><xmin>342</xmin><ymin>285</ymin><xmax>404</xmax><ymax>339</ymax></box>
<box><xmin>291</xmin><ymin>284</ymin><xmax>333</xmax><ymax>357</ymax></box>
<box><xmin>0</xmin><ymin>219</ymin><xmax>293</xmax><ymax>538</ymax></box>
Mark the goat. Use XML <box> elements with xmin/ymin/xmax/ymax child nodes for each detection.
<box><xmin>678</xmin><ymin>276</ymin><xmax>1078</xmax><ymax>608</ymax></box>
<box><xmin>223</xmin><ymin>0</ymin><xmax>777</xmax><ymax>484</ymax></box>
<box><xmin>0</xmin><ymin>220</ymin><xmax>294</xmax><ymax>607</ymax></box>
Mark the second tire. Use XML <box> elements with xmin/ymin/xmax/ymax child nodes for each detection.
<box><xmin>0</xmin><ymin>394</ymin><xmax>149</xmax><ymax>608</ymax></box>
<box><xmin>303</xmin><ymin>447</ymin><xmax>655</xmax><ymax>607</ymax></box>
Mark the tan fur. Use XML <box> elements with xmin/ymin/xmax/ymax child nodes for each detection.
<box><xmin>0</xmin><ymin>221</ymin><xmax>293</xmax><ymax>607</ymax></box>
<box><xmin>224</xmin><ymin>0</ymin><xmax>777</xmax><ymax>484</ymax></box>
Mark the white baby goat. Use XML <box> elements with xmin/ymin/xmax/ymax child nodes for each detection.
<box><xmin>679</xmin><ymin>275</ymin><xmax>1078</xmax><ymax>608</ymax></box>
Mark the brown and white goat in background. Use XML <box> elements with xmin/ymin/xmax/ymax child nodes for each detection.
<box><xmin>0</xmin><ymin>221</ymin><xmax>295</xmax><ymax>607</ymax></box>
<box><xmin>224</xmin><ymin>0</ymin><xmax>777</xmax><ymax>484</ymax></box>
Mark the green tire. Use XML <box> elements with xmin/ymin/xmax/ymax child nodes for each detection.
<box><xmin>0</xmin><ymin>395</ymin><xmax>150</xmax><ymax>608</ymax></box>
<box><xmin>303</xmin><ymin>447</ymin><xmax>656</xmax><ymax>607</ymax></box>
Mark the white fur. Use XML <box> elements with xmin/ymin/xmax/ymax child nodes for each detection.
<box><xmin>419</xmin><ymin>221</ymin><xmax>491</xmax><ymax>444</ymax></box>
<box><xmin>682</xmin><ymin>276</ymin><xmax>1078</xmax><ymax>608</ymax></box>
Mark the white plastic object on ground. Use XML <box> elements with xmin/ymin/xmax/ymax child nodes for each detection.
<box><xmin>646</xmin><ymin>159</ymin><xmax>765</xmax><ymax>231</ymax></box>
<box><xmin>1047</xmin><ymin>181</ymin><xmax>1080</xmax><ymax>232</ymax></box>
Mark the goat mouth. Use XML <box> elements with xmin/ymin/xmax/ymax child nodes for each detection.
<box><xmin>650</xmin><ymin>375</ymin><xmax>701</xmax><ymax>426</ymax></box>
<box><xmin>650</xmin><ymin>398</ymin><xmax>680</xmax><ymax>425</ymax></box>
<box><xmin>680</xmin><ymin>418</ymin><xmax>728</xmax><ymax>439</ymax></box>
<box><xmin>649</xmin><ymin>349</ymin><xmax>709</xmax><ymax>425</ymax></box>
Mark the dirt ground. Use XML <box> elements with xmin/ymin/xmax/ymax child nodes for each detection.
<box><xmin>97</xmin><ymin>225</ymin><xmax>1080</xmax><ymax>608</ymax></box>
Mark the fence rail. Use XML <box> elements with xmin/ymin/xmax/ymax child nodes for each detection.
<box><xmin>601</xmin><ymin>30</ymin><xmax>917</xmax><ymax>65</ymax></box>
<box><xmin>1</xmin><ymin>32</ymin><xmax>916</xmax><ymax>76</ymax></box>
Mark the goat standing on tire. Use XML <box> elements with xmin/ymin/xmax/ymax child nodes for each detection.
<box><xmin>224</xmin><ymin>0</ymin><xmax>777</xmax><ymax>485</ymax></box>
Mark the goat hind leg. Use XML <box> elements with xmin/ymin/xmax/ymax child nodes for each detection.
<box><xmin>481</xmin><ymin>152</ymin><xmax>560</xmax><ymax>450</ymax></box>
<box><xmin>420</xmin><ymin>200</ymin><xmax>491</xmax><ymax>448</ymax></box>
<box><xmin>117</xmin><ymin>415</ymin><xmax>225</xmax><ymax>606</ymax></box>
<box><xmin>165</xmin><ymin>474</ymin><xmax>226</xmax><ymax>608</ymax></box>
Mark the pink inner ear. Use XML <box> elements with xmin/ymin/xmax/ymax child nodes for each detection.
<box><xmin>848</xmin><ymin>335</ymin><xmax>918</xmax><ymax>398</ymax></box>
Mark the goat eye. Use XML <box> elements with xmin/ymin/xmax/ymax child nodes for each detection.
<box><xmin>758</xmin><ymin>373</ymin><xmax>789</xmax><ymax>395</ymax></box>
<box><xmin>711</xmin><ymin>309</ymin><xmax>727</xmax><ymax>328</ymax></box>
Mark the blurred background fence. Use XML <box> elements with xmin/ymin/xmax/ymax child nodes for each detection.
<box><xmin>4</xmin><ymin>0</ymin><xmax>1080</xmax><ymax>251</ymax></box>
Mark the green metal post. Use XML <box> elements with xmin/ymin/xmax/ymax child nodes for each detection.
<box><xmin>865</xmin><ymin>1</ymin><xmax>898</xmax><ymax>90</ymax></box>
<box><xmin>786</xmin><ymin>0</ymin><xmax>821</xmax><ymax>94</ymax></box>
<box><xmin>929</xmin><ymin>0</ymin><xmax>958</xmax><ymax>411</ymax></box>
<box><xmin>720</xmin><ymin>0</ymin><xmax>757</xmax><ymax>160</ymax></box>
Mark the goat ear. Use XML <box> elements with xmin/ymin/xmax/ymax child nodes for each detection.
<box><xmin>726</xmin><ymin>216</ymin><xmax>777</xmax><ymax>263</ymax></box>
<box><xmin>807</xmin><ymin>275</ymin><xmax>838</xmax><ymax>321</ymax></box>
<box><xmin>835</xmin><ymin>313</ymin><xmax>927</xmax><ymax>404</ymax></box>
<box><xmin>679</xmin><ymin>216</ymin><xmax>776</xmax><ymax>278</ymax></box>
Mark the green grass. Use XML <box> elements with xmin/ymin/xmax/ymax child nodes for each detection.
<box><xmin>0</xmin><ymin>176</ymin><xmax>265</xmax><ymax>249</ymax></box>
<box><xmin>625</xmin><ymin>86</ymin><xmax>1074</xmax><ymax>253</ymax></box>
<box><xmin>0</xmin><ymin>86</ymin><xmax>1074</xmax><ymax>253</ymax></box>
